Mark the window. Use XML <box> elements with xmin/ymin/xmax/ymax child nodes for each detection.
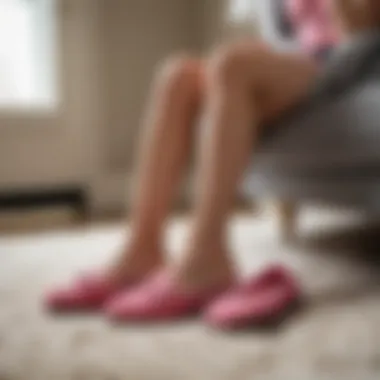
<box><xmin>226</xmin><ymin>0</ymin><xmax>260</xmax><ymax>36</ymax></box>
<box><xmin>0</xmin><ymin>0</ymin><xmax>58</xmax><ymax>110</ymax></box>
<box><xmin>228</xmin><ymin>0</ymin><xmax>256</xmax><ymax>23</ymax></box>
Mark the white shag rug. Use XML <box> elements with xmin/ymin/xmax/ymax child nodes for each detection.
<box><xmin>0</xmin><ymin>209</ymin><xmax>380</xmax><ymax>380</ymax></box>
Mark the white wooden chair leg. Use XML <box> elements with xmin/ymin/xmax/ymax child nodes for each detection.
<box><xmin>277</xmin><ymin>200</ymin><xmax>298</xmax><ymax>242</ymax></box>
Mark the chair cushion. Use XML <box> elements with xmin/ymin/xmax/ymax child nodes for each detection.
<box><xmin>253</xmin><ymin>81</ymin><xmax>380</xmax><ymax>174</ymax></box>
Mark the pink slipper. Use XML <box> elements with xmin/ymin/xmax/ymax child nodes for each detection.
<box><xmin>203</xmin><ymin>265</ymin><xmax>302</xmax><ymax>329</ymax></box>
<box><xmin>45</xmin><ymin>273</ymin><xmax>132</xmax><ymax>312</ymax></box>
<box><xmin>105</xmin><ymin>270</ymin><xmax>229</xmax><ymax>322</ymax></box>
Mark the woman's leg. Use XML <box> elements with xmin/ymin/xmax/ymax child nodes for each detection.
<box><xmin>45</xmin><ymin>55</ymin><xmax>207</xmax><ymax>311</ymax></box>
<box><xmin>110</xmin><ymin>56</ymin><xmax>205</xmax><ymax>283</ymax></box>
<box><xmin>174</xmin><ymin>42</ymin><xmax>318</xmax><ymax>291</ymax></box>
<box><xmin>102</xmin><ymin>41</ymin><xmax>319</xmax><ymax>321</ymax></box>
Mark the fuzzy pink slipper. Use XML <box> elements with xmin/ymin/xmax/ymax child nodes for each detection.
<box><xmin>45</xmin><ymin>273</ymin><xmax>133</xmax><ymax>312</ymax></box>
<box><xmin>203</xmin><ymin>265</ymin><xmax>302</xmax><ymax>329</ymax></box>
<box><xmin>105</xmin><ymin>270</ymin><xmax>229</xmax><ymax>322</ymax></box>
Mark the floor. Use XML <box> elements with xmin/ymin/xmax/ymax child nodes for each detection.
<box><xmin>0</xmin><ymin>207</ymin><xmax>380</xmax><ymax>380</ymax></box>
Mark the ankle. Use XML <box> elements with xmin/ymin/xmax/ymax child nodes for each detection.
<box><xmin>114</xmin><ymin>233</ymin><xmax>164</xmax><ymax>274</ymax></box>
<box><xmin>176</xmin><ymin>246</ymin><xmax>235</xmax><ymax>291</ymax></box>
<box><xmin>188</xmin><ymin>223</ymin><xmax>227</xmax><ymax>252</ymax></box>
<box><xmin>127</xmin><ymin>229</ymin><xmax>163</xmax><ymax>256</ymax></box>
<box><xmin>120</xmin><ymin>242</ymin><xmax>163</xmax><ymax>268</ymax></box>
<box><xmin>186</xmin><ymin>236</ymin><xmax>228</xmax><ymax>263</ymax></box>
<box><xmin>110</xmin><ymin>246</ymin><xmax>162</xmax><ymax>285</ymax></box>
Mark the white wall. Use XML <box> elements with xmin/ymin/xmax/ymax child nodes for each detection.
<box><xmin>0</xmin><ymin>0</ymin><xmax>202</xmax><ymax>215</ymax></box>
<box><xmin>0</xmin><ymin>0</ymin><xmax>100</xmax><ymax>190</ymax></box>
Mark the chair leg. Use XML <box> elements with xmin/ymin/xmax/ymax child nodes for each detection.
<box><xmin>250</xmin><ymin>199</ymin><xmax>260</xmax><ymax>215</ymax></box>
<box><xmin>276</xmin><ymin>200</ymin><xmax>298</xmax><ymax>242</ymax></box>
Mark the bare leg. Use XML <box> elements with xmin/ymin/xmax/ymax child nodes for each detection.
<box><xmin>110</xmin><ymin>56</ymin><xmax>204</xmax><ymax>283</ymax></box>
<box><xmin>174</xmin><ymin>42</ymin><xmax>318</xmax><ymax>290</ymax></box>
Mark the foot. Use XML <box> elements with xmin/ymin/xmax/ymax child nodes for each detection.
<box><xmin>44</xmin><ymin>241</ymin><xmax>163</xmax><ymax>312</ymax></box>
<box><xmin>105</xmin><ymin>268</ymin><xmax>232</xmax><ymax>322</ymax></box>
<box><xmin>203</xmin><ymin>265</ymin><xmax>301</xmax><ymax>329</ymax></box>
<box><xmin>44</xmin><ymin>272</ymin><xmax>128</xmax><ymax>312</ymax></box>
<box><xmin>105</xmin><ymin>247</ymin><xmax>236</xmax><ymax>322</ymax></box>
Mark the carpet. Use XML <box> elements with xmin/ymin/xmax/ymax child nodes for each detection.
<box><xmin>0</xmin><ymin>209</ymin><xmax>380</xmax><ymax>380</ymax></box>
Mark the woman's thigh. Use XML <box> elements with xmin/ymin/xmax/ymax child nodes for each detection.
<box><xmin>253</xmin><ymin>49</ymin><xmax>320</xmax><ymax>124</ymax></box>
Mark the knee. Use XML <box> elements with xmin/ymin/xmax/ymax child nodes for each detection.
<box><xmin>155</xmin><ymin>54</ymin><xmax>203</xmax><ymax>95</ymax></box>
<box><xmin>208</xmin><ymin>40</ymin><xmax>269</xmax><ymax>86</ymax></box>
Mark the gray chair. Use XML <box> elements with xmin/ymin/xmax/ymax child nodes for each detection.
<box><xmin>243</xmin><ymin>31</ymin><xmax>380</xmax><ymax>238</ymax></box>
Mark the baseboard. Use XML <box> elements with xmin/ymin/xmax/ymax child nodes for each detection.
<box><xmin>0</xmin><ymin>187</ymin><xmax>87</xmax><ymax>215</ymax></box>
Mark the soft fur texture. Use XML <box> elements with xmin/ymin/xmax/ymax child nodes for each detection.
<box><xmin>0</xmin><ymin>209</ymin><xmax>380</xmax><ymax>380</ymax></box>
